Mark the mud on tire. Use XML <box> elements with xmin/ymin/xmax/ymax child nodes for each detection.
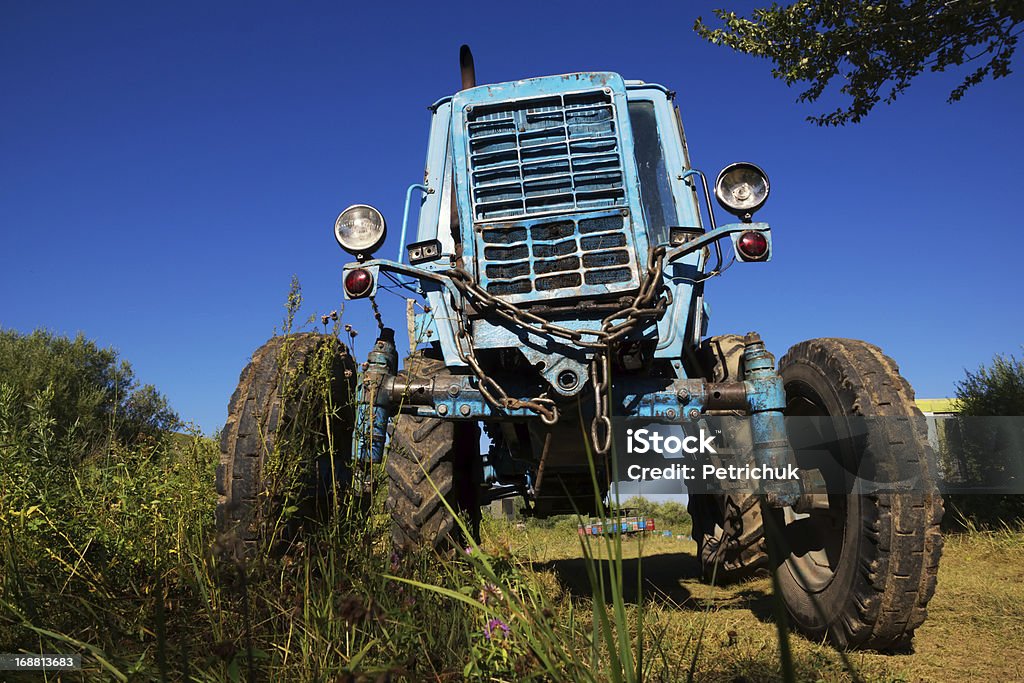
<box><xmin>386</xmin><ymin>351</ymin><xmax>480</xmax><ymax>553</ymax></box>
<box><xmin>771</xmin><ymin>338</ymin><xmax>944</xmax><ymax>651</ymax></box>
<box><xmin>690</xmin><ymin>493</ymin><xmax>770</xmax><ymax>584</ymax></box>
<box><xmin>216</xmin><ymin>332</ymin><xmax>355</xmax><ymax>556</ymax></box>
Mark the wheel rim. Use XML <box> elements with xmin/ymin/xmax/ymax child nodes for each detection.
<box><xmin>777</xmin><ymin>380</ymin><xmax>849</xmax><ymax>593</ymax></box>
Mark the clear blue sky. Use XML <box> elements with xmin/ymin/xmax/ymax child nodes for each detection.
<box><xmin>3</xmin><ymin>2</ymin><xmax>1021</xmax><ymax>434</ymax></box>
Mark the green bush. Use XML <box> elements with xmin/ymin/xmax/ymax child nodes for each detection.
<box><xmin>0</xmin><ymin>399</ymin><xmax>215</xmax><ymax>675</ymax></box>
<box><xmin>945</xmin><ymin>350</ymin><xmax>1024</xmax><ymax>528</ymax></box>
<box><xmin>955</xmin><ymin>352</ymin><xmax>1024</xmax><ymax>416</ymax></box>
<box><xmin>0</xmin><ymin>328</ymin><xmax>179</xmax><ymax>456</ymax></box>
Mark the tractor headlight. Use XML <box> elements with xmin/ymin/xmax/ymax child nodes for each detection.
<box><xmin>714</xmin><ymin>162</ymin><xmax>769</xmax><ymax>220</ymax></box>
<box><xmin>334</xmin><ymin>204</ymin><xmax>387</xmax><ymax>258</ymax></box>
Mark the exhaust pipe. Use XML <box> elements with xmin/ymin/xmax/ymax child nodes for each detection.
<box><xmin>460</xmin><ymin>44</ymin><xmax>476</xmax><ymax>90</ymax></box>
<box><xmin>450</xmin><ymin>45</ymin><xmax>477</xmax><ymax>237</ymax></box>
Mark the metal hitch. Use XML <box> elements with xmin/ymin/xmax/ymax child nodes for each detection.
<box><xmin>742</xmin><ymin>332</ymin><xmax>802</xmax><ymax>507</ymax></box>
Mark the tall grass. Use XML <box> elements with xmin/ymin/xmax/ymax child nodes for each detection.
<box><xmin>0</xmin><ymin>282</ymin><xmax>873</xmax><ymax>681</ymax></box>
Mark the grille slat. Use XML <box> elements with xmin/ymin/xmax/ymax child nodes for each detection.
<box><xmin>532</xmin><ymin>240</ymin><xmax>577</xmax><ymax>258</ymax></box>
<box><xmin>536</xmin><ymin>273</ymin><xmax>582</xmax><ymax>291</ymax></box>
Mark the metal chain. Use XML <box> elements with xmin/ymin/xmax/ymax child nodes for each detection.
<box><xmin>590</xmin><ymin>245</ymin><xmax>669</xmax><ymax>456</ymax></box>
<box><xmin>589</xmin><ymin>349</ymin><xmax>613</xmax><ymax>456</ymax></box>
<box><xmin>448</xmin><ymin>269</ymin><xmax>606</xmax><ymax>348</ymax></box>
<box><xmin>447</xmin><ymin>245</ymin><xmax>668</xmax><ymax>350</ymax></box>
<box><xmin>444</xmin><ymin>245</ymin><xmax>670</xmax><ymax>455</ymax></box>
<box><xmin>448</xmin><ymin>279</ymin><xmax>560</xmax><ymax>424</ymax></box>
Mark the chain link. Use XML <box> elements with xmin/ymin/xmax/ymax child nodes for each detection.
<box><xmin>589</xmin><ymin>350</ymin><xmax>613</xmax><ymax>455</ymax></box>
<box><xmin>443</xmin><ymin>245</ymin><xmax>670</xmax><ymax>455</ymax></box>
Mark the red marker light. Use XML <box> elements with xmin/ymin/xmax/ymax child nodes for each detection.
<box><xmin>737</xmin><ymin>231</ymin><xmax>769</xmax><ymax>261</ymax></box>
<box><xmin>344</xmin><ymin>268</ymin><xmax>373</xmax><ymax>297</ymax></box>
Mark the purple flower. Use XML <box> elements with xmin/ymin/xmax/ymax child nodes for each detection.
<box><xmin>478</xmin><ymin>582</ymin><xmax>503</xmax><ymax>606</ymax></box>
<box><xmin>484</xmin><ymin>617</ymin><xmax>510</xmax><ymax>640</ymax></box>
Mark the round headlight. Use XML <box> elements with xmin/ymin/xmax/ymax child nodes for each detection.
<box><xmin>334</xmin><ymin>204</ymin><xmax>387</xmax><ymax>257</ymax></box>
<box><xmin>714</xmin><ymin>162</ymin><xmax>770</xmax><ymax>219</ymax></box>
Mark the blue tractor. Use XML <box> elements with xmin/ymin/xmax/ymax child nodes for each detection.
<box><xmin>220</xmin><ymin>47</ymin><xmax>943</xmax><ymax>651</ymax></box>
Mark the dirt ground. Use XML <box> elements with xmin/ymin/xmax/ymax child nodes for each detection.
<box><xmin>495</xmin><ymin>523</ymin><xmax>1024</xmax><ymax>682</ymax></box>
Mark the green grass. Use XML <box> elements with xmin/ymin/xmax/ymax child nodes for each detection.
<box><xmin>492</xmin><ymin>518</ymin><xmax>1024</xmax><ymax>682</ymax></box>
<box><xmin>3</xmin><ymin>414</ymin><xmax>1023</xmax><ymax>681</ymax></box>
<box><xmin>3</xmin><ymin>289</ymin><xmax>1020</xmax><ymax>681</ymax></box>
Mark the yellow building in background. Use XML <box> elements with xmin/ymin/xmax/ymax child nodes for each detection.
<box><xmin>916</xmin><ymin>398</ymin><xmax>957</xmax><ymax>415</ymax></box>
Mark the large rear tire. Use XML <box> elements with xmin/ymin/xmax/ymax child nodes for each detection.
<box><xmin>216</xmin><ymin>333</ymin><xmax>355</xmax><ymax>556</ymax></box>
<box><xmin>771</xmin><ymin>338</ymin><xmax>943</xmax><ymax>650</ymax></box>
<box><xmin>386</xmin><ymin>352</ymin><xmax>481</xmax><ymax>553</ymax></box>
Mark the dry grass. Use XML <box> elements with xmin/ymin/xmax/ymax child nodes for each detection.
<box><xmin>481</xmin><ymin>519</ymin><xmax>1024</xmax><ymax>682</ymax></box>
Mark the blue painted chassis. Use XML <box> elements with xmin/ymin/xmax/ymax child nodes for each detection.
<box><xmin>344</xmin><ymin>73</ymin><xmax>799</xmax><ymax>505</ymax></box>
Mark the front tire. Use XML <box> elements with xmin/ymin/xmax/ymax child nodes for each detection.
<box><xmin>690</xmin><ymin>493</ymin><xmax>770</xmax><ymax>584</ymax></box>
<box><xmin>216</xmin><ymin>333</ymin><xmax>355</xmax><ymax>556</ymax></box>
<box><xmin>771</xmin><ymin>338</ymin><xmax>943</xmax><ymax>650</ymax></box>
<box><xmin>386</xmin><ymin>352</ymin><xmax>481</xmax><ymax>552</ymax></box>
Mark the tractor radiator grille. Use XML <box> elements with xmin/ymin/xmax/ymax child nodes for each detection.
<box><xmin>465</xmin><ymin>90</ymin><xmax>626</xmax><ymax>220</ymax></box>
<box><xmin>478</xmin><ymin>210</ymin><xmax>638</xmax><ymax>299</ymax></box>
<box><xmin>464</xmin><ymin>88</ymin><xmax>639</xmax><ymax>303</ymax></box>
